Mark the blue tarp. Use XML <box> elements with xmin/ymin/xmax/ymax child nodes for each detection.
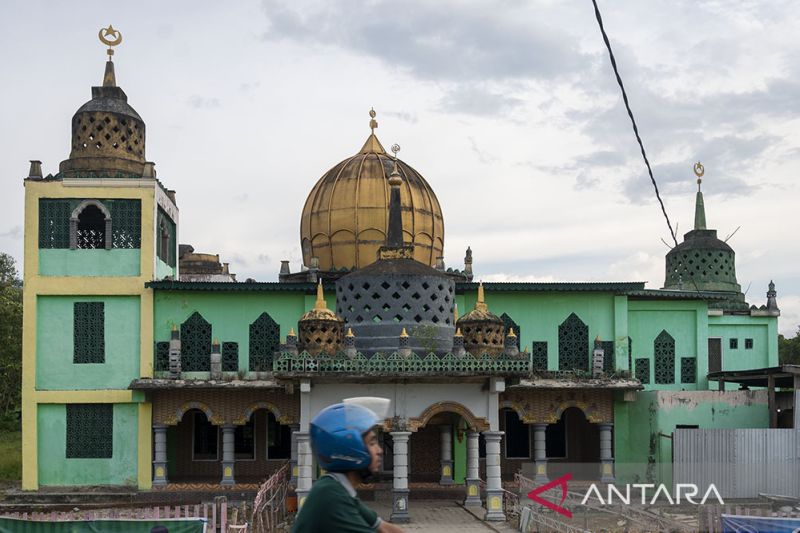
<box><xmin>722</xmin><ymin>513</ymin><xmax>800</xmax><ymax>533</ymax></box>
<box><xmin>0</xmin><ymin>517</ymin><xmax>206</xmax><ymax>533</ymax></box>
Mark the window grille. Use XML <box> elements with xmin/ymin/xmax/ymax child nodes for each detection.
<box><xmin>681</xmin><ymin>357</ymin><xmax>696</xmax><ymax>384</ymax></box>
<box><xmin>76</xmin><ymin>204</ymin><xmax>106</xmax><ymax>249</ymax></box>
<box><xmin>38</xmin><ymin>198</ymin><xmax>140</xmax><ymax>249</ymax></box>
<box><xmin>107</xmin><ymin>199</ymin><xmax>141</xmax><ymax>249</ymax></box>
<box><xmin>500</xmin><ymin>313</ymin><xmax>521</xmax><ymax>343</ymax></box>
<box><xmin>181</xmin><ymin>312</ymin><xmax>211</xmax><ymax>371</ymax></box>
<box><xmin>155</xmin><ymin>341</ymin><xmax>170</xmax><ymax>371</ymax></box>
<box><xmin>156</xmin><ymin>207</ymin><xmax>176</xmax><ymax>266</ymax></box>
<box><xmin>729</xmin><ymin>338</ymin><xmax>738</xmax><ymax>350</ymax></box>
<box><xmin>635</xmin><ymin>358</ymin><xmax>650</xmax><ymax>384</ymax></box>
<box><xmin>249</xmin><ymin>313</ymin><xmax>280</xmax><ymax>371</ymax></box>
<box><xmin>745</xmin><ymin>338</ymin><xmax>753</xmax><ymax>350</ymax></box>
<box><xmin>558</xmin><ymin>313</ymin><xmax>588</xmax><ymax>371</ymax></box>
<box><xmin>531</xmin><ymin>341</ymin><xmax>548</xmax><ymax>371</ymax></box>
<box><xmin>222</xmin><ymin>342</ymin><xmax>238</xmax><ymax>372</ymax></box>
<box><xmin>39</xmin><ymin>199</ymin><xmax>72</xmax><ymax>248</ymax></box>
<box><xmin>654</xmin><ymin>330</ymin><xmax>675</xmax><ymax>384</ymax></box>
<box><xmin>66</xmin><ymin>404</ymin><xmax>113</xmax><ymax>458</ymax></box>
<box><xmin>74</xmin><ymin>302</ymin><xmax>104</xmax><ymax>363</ymax></box>
<box><xmin>628</xmin><ymin>337</ymin><xmax>633</xmax><ymax>373</ymax></box>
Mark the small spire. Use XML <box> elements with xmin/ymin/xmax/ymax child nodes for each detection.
<box><xmin>455</xmin><ymin>327</ymin><xmax>463</xmax><ymax>337</ymax></box>
<box><xmin>400</xmin><ymin>328</ymin><xmax>409</xmax><ymax>338</ymax></box>
<box><xmin>346</xmin><ymin>327</ymin><xmax>355</xmax><ymax>338</ymax></box>
<box><xmin>693</xmin><ymin>162</ymin><xmax>707</xmax><ymax>230</ymax></box>
<box><xmin>475</xmin><ymin>282</ymin><xmax>488</xmax><ymax>312</ymax></box>
<box><xmin>288</xmin><ymin>327</ymin><xmax>296</xmax><ymax>337</ymax></box>
<box><xmin>508</xmin><ymin>328</ymin><xmax>516</xmax><ymax>338</ymax></box>
<box><xmin>171</xmin><ymin>323</ymin><xmax>177</xmax><ymax>331</ymax></box>
<box><xmin>98</xmin><ymin>25</ymin><xmax>123</xmax><ymax>87</ymax></box>
<box><xmin>314</xmin><ymin>279</ymin><xmax>328</xmax><ymax>310</ymax></box>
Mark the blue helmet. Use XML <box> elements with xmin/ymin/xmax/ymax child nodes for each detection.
<box><xmin>310</xmin><ymin>402</ymin><xmax>379</xmax><ymax>472</ymax></box>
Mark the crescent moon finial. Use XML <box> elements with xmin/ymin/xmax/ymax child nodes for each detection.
<box><xmin>693</xmin><ymin>161</ymin><xmax>704</xmax><ymax>190</ymax></box>
<box><xmin>98</xmin><ymin>25</ymin><xmax>123</xmax><ymax>59</ymax></box>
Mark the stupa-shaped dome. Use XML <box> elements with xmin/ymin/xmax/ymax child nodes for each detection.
<box><xmin>300</xmin><ymin>110</ymin><xmax>444</xmax><ymax>272</ymax></box>
<box><xmin>60</xmin><ymin>29</ymin><xmax>147</xmax><ymax>178</ymax></box>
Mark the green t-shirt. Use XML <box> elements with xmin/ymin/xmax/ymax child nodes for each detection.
<box><xmin>291</xmin><ymin>474</ymin><xmax>381</xmax><ymax>533</ymax></box>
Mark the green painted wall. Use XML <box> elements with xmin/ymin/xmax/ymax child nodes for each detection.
<box><xmin>37</xmin><ymin>403</ymin><xmax>139</xmax><ymax>486</ymax></box>
<box><xmin>709</xmin><ymin>315</ymin><xmax>777</xmax><ymax>371</ymax></box>
<box><xmin>473</xmin><ymin>291</ymin><xmax>617</xmax><ymax>371</ymax></box>
<box><xmin>614</xmin><ymin>390</ymin><xmax>769</xmax><ymax>485</ymax></box>
<box><xmin>39</xmin><ymin>249</ymin><xmax>140</xmax><ymax>277</ymax></box>
<box><xmin>36</xmin><ymin>296</ymin><xmax>141</xmax><ymax>390</ymax></box>
<box><xmin>627</xmin><ymin>300</ymin><xmax>707</xmax><ymax>390</ymax></box>
<box><xmin>154</xmin><ymin>291</ymin><xmax>316</xmax><ymax>376</ymax></box>
<box><xmin>156</xmin><ymin>258</ymin><xmax>176</xmax><ymax>280</ymax></box>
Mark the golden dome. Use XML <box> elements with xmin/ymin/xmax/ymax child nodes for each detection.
<box><xmin>300</xmin><ymin>112</ymin><xmax>444</xmax><ymax>271</ymax></box>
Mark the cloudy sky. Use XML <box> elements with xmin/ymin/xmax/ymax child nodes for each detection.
<box><xmin>1</xmin><ymin>0</ymin><xmax>799</xmax><ymax>335</ymax></box>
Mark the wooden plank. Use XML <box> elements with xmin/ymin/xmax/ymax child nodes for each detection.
<box><xmin>221</xmin><ymin>501</ymin><xmax>227</xmax><ymax>532</ymax></box>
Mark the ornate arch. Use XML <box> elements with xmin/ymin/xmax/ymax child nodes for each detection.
<box><xmin>407</xmin><ymin>401</ymin><xmax>489</xmax><ymax>432</ymax></box>
<box><xmin>549</xmin><ymin>400</ymin><xmax>603</xmax><ymax>424</ymax></box>
<box><xmin>70</xmin><ymin>199</ymin><xmax>111</xmax><ymax>220</ymax></box>
<box><xmin>499</xmin><ymin>400</ymin><xmax>526</xmax><ymax>422</ymax></box>
<box><xmin>165</xmin><ymin>401</ymin><xmax>222</xmax><ymax>426</ymax></box>
<box><xmin>234</xmin><ymin>401</ymin><xmax>294</xmax><ymax>426</ymax></box>
<box><xmin>69</xmin><ymin>199</ymin><xmax>112</xmax><ymax>250</ymax></box>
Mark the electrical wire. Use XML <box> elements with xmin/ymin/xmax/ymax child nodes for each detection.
<box><xmin>590</xmin><ymin>0</ymin><xmax>679</xmax><ymax>248</ymax></box>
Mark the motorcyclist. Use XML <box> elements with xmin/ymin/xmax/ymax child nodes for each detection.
<box><xmin>291</xmin><ymin>398</ymin><xmax>405</xmax><ymax>533</ymax></box>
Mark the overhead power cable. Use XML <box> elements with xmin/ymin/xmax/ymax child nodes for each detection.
<box><xmin>590</xmin><ymin>0</ymin><xmax>679</xmax><ymax>248</ymax></box>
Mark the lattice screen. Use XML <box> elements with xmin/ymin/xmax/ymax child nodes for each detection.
<box><xmin>558</xmin><ymin>313</ymin><xmax>588</xmax><ymax>371</ymax></box>
<box><xmin>154</xmin><ymin>341</ymin><xmax>170</xmax><ymax>371</ymax></box>
<box><xmin>181</xmin><ymin>312</ymin><xmax>211</xmax><ymax>372</ymax></box>
<box><xmin>73</xmin><ymin>302</ymin><xmax>105</xmax><ymax>363</ymax></box>
<box><xmin>654</xmin><ymin>330</ymin><xmax>675</xmax><ymax>384</ymax></box>
<box><xmin>601</xmin><ymin>340</ymin><xmax>615</xmax><ymax>373</ymax></box>
<box><xmin>249</xmin><ymin>313</ymin><xmax>280</xmax><ymax>371</ymax></box>
<box><xmin>635</xmin><ymin>358</ymin><xmax>650</xmax><ymax>384</ymax></box>
<box><xmin>628</xmin><ymin>337</ymin><xmax>632</xmax><ymax>373</ymax></box>
<box><xmin>66</xmin><ymin>404</ymin><xmax>113</xmax><ymax>458</ymax></box>
<box><xmin>531</xmin><ymin>341</ymin><xmax>548</xmax><ymax>371</ymax></box>
<box><xmin>222</xmin><ymin>342</ymin><xmax>239</xmax><ymax>372</ymax></box>
<box><xmin>38</xmin><ymin>198</ymin><xmax>141</xmax><ymax>249</ymax></box>
<box><xmin>157</xmin><ymin>207</ymin><xmax>176</xmax><ymax>266</ymax></box>
<box><xmin>681</xmin><ymin>357</ymin><xmax>697</xmax><ymax>384</ymax></box>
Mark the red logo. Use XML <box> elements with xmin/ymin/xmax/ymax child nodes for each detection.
<box><xmin>527</xmin><ymin>473</ymin><xmax>573</xmax><ymax>518</ymax></box>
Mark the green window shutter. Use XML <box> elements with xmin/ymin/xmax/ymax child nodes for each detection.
<box><xmin>66</xmin><ymin>404</ymin><xmax>113</xmax><ymax>458</ymax></box>
<box><xmin>74</xmin><ymin>302</ymin><xmax>105</xmax><ymax>364</ymax></box>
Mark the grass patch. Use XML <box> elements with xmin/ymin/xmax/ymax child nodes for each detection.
<box><xmin>0</xmin><ymin>422</ymin><xmax>21</xmax><ymax>482</ymax></box>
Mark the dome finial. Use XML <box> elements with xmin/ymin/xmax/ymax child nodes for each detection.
<box><xmin>369</xmin><ymin>108</ymin><xmax>378</xmax><ymax>133</ymax></box>
<box><xmin>314</xmin><ymin>279</ymin><xmax>327</xmax><ymax>310</ymax></box>
<box><xmin>475</xmin><ymin>282</ymin><xmax>488</xmax><ymax>312</ymax></box>
<box><xmin>693</xmin><ymin>162</ymin><xmax>707</xmax><ymax>230</ymax></box>
<box><xmin>98</xmin><ymin>25</ymin><xmax>123</xmax><ymax>87</ymax></box>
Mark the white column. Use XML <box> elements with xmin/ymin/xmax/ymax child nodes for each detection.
<box><xmin>289</xmin><ymin>423</ymin><xmax>300</xmax><ymax>486</ymax></box>
<box><xmin>390</xmin><ymin>431</ymin><xmax>411</xmax><ymax>523</ymax></box>
<box><xmin>483</xmin><ymin>431</ymin><xmax>506</xmax><ymax>521</ymax></box>
<box><xmin>598</xmin><ymin>423</ymin><xmax>615</xmax><ymax>483</ymax></box>
<box><xmin>152</xmin><ymin>425</ymin><xmax>168</xmax><ymax>486</ymax></box>
<box><xmin>464</xmin><ymin>430</ymin><xmax>481</xmax><ymax>506</ymax></box>
<box><xmin>297</xmin><ymin>379</ymin><xmax>313</xmax><ymax>506</ymax></box>
<box><xmin>221</xmin><ymin>425</ymin><xmax>235</xmax><ymax>485</ymax></box>
<box><xmin>439</xmin><ymin>425</ymin><xmax>454</xmax><ymax>485</ymax></box>
<box><xmin>532</xmin><ymin>423</ymin><xmax>548</xmax><ymax>484</ymax></box>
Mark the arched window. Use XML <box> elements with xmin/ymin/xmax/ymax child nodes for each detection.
<box><xmin>654</xmin><ymin>330</ymin><xmax>675</xmax><ymax>384</ymax></box>
<box><xmin>70</xmin><ymin>200</ymin><xmax>111</xmax><ymax>250</ymax></box>
<box><xmin>181</xmin><ymin>312</ymin><xmax>212</xmax><ymax>372</ymax></box>
<box><xmin>558</xmin><ymin>313</ymin><xmax>588</xmax><ymax>371</ymax></box>
<box><xmin>249</xmin><ymin>313</ymin><xmax>280</xmax><ymax>371</ymax></box>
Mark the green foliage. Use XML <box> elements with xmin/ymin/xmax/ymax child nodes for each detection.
<box><xmin>410</xmin><ymin>324</ymin><xmax>440</xmax><ymax>354</ymax></box>
<box><xmin>779</xmin><ymin>326</ymin><xmax>800</xmax><ymax>365</ymax></box>
<box><xmin>0</xmin><ymin>253</ymin><xmax>22</xmax><ymax>416</ymax></box>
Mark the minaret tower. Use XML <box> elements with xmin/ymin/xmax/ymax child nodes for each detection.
<box><xmin>21</xmin><ymin>27</ymin><xmax>179</xmax><ymax>491</ymax></box>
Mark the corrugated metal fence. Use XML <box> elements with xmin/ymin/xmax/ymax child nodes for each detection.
<box><xmin>674</xmin><ymin>428</ymin><xmax>799</xmax><ymax>498</ymax></box>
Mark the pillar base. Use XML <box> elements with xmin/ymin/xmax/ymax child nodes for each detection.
<box><xmin>600</xmin><ymin>461</ymin><xmax>615</xmax><ymax>483</ymax></box>
<box><xmin>290</xmin><ymin>460</ymin><xmax>298</xmax><ymax>486</ymax></box>
<box><xmin>439</xmin><ymin>460</ymin><xmax>454</xmax><ymax>485</ymax></box>
<box><xmin>484</xmin><ymin>489</ymin><xmax>506</xmax><ymax>522</ymax></box>
<box><xmin>296</xmin><ymin>489</ymin><xmax>310</xmax><ymax>509</ymax></box>
<box><xmin>221</xmin><ymin>462</ymin><xmax>235</xmax><ymax>486</ymax></box>
<box><xmin>464</xmin><ymin>477</ymin><xmax>482</xmax><ymax>506</ymax></box>
<box><xmin>390</xmin><ymin>489</ymin><xmax>411</xmax><ymax>523</ymax></box>
<box><xmin>534</xmin><ymin>460</ymin><xmax>549</xmax><ymax>484</ymax></box>
<box><xmin>152</xmin><ymin>461</ymin><xmax>168</xmax><ymax>487</ymax></box>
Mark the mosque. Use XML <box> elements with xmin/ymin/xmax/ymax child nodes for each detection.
<box><xmin>20</xmin><ymin>27</ymin><xmax>782</xmax><ymax>522</ymax></box>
